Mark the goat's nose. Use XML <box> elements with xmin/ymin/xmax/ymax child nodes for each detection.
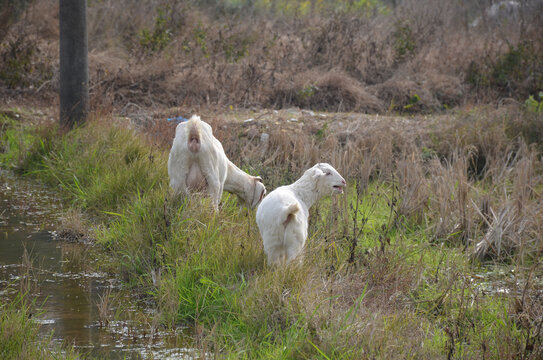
<box><xmin>342</xmin><ymin>179</ymin><xmax>346</xmax><ymax>185</ymax></box>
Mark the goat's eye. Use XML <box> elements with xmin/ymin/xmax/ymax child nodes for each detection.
<box><xmin>325</xmin><ymin>172</ymin><xmax>332</xmax><ymax>176</ymax></box>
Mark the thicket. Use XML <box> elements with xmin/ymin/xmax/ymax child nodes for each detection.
<box><xmin>0</xmin><ymin>0</ymin><xmax>34</xmax><ymax>43</ymax></box>
<box><xmin>1</xmin><ymin>0</ymin><xmax>542</xmax><ymax>113</ymax></box>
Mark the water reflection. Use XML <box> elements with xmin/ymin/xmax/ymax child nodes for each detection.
<box><xmin>0</xmin><ymin>171</ymin><xmax>193</xmax><ymax>359</ymax></box>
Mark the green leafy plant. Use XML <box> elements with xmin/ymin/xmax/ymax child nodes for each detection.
<box><xmin>421</xmin><ymin>146</ymin><xmax>437</xmax><ymax>161</ymax></box>
<box><xmin>222</xmin><ymin>33</ymin><xmax>255</xmax><ymax>63</ymax></box>
<box><xmin>491</xmin><ymin>43</ymin><xmax>528</xmax><ymax>89</ymax></box>
<box><xmin>315</xmin><ymin>121</ymin><xmax>328</xmax><ymax>141</ymax></box>
<box><xmin>393</xmin><ymin>22</ymin><xmax>416</xmax><ymax>61</ymax></box>
<box><xmin>194</xmin><ymin>23</ymin><xmax>209</xmax><ymax>58</ymax></box>
<box><xmin>403</xmin><ymin>93</ymin><xmax>421</xmax><ymax>110</ymax></box>
<box><xmin>138</xmin><ymin>6</ymin><xmax>172</xmax><ymax>55</ymax></box>
<box><xmin>524</xmin><ymin>92</ymin><xmax>543</xmax><ymax>113</ymax></box>
<box><xmin>467</xmin><ymin>42</ymin><xmax>541</xmax><ymax>98</ymax></box>
<box><xmin>297</xmin><ymin>83</ymin><xmax>319</xmax><ymax>102</ymax></box>
<box><xmin>248</xmin><ymin>0</ymin><xmax>389</xmax><ymax>17</ymax></box>
<box><xmin>465</xmin><ymin>61</ymin><xmax>489</xmax><ymax>88</ymax></box>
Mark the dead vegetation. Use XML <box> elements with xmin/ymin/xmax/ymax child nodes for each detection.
<box><xmin>1</xmin><ymin>0</ymin><xmax>542</xmax><ymax>112</ymax></box>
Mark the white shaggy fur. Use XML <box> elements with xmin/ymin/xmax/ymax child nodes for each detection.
<box><xmin>168</xmin><ymin>115</ymin><xmax>266</xmax><ymax>210</ymax></box>
<box><xmin>256</xmin><ymin>163</ymin><xmax>346</xmax><ymax>265</ymax></box>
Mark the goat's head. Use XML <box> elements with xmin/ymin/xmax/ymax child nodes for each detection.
<box><xmin>310</xmin><ymin>163</ymin><xmax>346</xmax><ymax>195</ymax></box>
<box><xmin>250</xmin><ymin>176</ymin><xmax>266</xmax><ymax>208</ymax></box>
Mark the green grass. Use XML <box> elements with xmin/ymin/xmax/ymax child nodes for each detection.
<box><xmin>0</xmin><ymin>293</ymin><xmax>83</xmax><ymax>360</ymax></box>
<box><xmin>1</xmin><ymin>112</ymin><xmax>542</xmax><ymax>359</ymax></box>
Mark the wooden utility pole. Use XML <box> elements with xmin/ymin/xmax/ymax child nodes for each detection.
<box><xmin>59</xmin><ymin>0</ymin><xmax>88</xmax><ymax>128</ymax></box>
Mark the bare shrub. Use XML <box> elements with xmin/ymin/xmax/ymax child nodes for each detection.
<box><xmin>473</xmin><ymin>142</ymin><xmax>542</xmax><ymax>261</ymax></box>
<box><xmin>474</xmin><ymin>200</ymin><xmax>525</xmax><ymax>260</ymax></box>
<box><xmin>5</xmin><ymin>0</ymin><xmax>540</xmax><ymax>111</ymax></box>
<box><xmin>419</xmin><ymin>71</ymin><xmax>465</xmax><ymax>108</ymax></box>
<box><xmin>395</xmin><ymin>152</ymin><xmax>428</xmax><ymax>224</ymax></box>
<box><xmin>0</xmin><ymin>0</ymin><xmax>35</xmax><ymax>43</ymax></box>
<box><xmin>268</xmin><ymin>70</ymin><xmax>384</xmax><ymax>112</ymax></box>
<box><xmin>372</xmin><ymin>76</ymin><xmax>437</xmax><ymax>112</ymax></box>
<box><xmin>0</xmin><ymin>26</ymin><xmax>54</xmax><ymax>90</ymax></box>
<box><xmin>426</xmin><ymin>151</ymin><xmax>473</xmax><ymax>243</ymax></box>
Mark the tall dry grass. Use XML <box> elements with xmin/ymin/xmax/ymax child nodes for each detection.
<box><xmin>207</xmin><ymin>106</ymin><xmax>543</xmax><ymax>263</ymax></box>
<box><xmin>132</xmin><ymin>101</ymin><xmax>543</xmax><ymax>265</ymax></box>
<box><xmin>1</xmin><ymin>0</ymin><xmax>541</xmax><ymax>112</ymax></box>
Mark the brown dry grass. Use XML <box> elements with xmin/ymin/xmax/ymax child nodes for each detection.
<box><xmin>1</xmin><ymin>0</ymin><xmax>541</xmax><ymax>113</ymax></box>
<box><xmin>128</xmin><ymin>101</ymin><xmax>543</xmax><ymax>264</ymax></box>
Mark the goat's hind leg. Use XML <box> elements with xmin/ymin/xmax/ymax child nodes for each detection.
<box><xmin>284</xmin><ymin>224</ymin><xmax>306</xmax><ymax>263</ymax></box>
<box><xmin>266</xmin><ymin>244</ymin><xmax>287</xmax><ymax>266</ymax></box>
<box><xmin>169</xmin><ymin>151</ymin><xmax>191</xmax><ymax>195</ymax></box>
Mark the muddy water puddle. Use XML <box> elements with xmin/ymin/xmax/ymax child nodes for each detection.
<box><xmin>0</xmin><ymin>170</ymin><xmax>194</xmax><ymax>359</ymax></box>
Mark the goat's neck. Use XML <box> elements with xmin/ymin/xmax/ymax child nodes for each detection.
<box><xmin>291</xmin><ymin>174</ymin><xmax>322</xmax><ymax>208</ymax></box>
<box><xmin>224</xmin><ymin>160</ymin><xmax>251</xmax><ymax>198</ymax></box>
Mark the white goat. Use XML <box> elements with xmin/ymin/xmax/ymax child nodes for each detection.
<box><xmin>256</xmin><ymin>163</ymin><xmax>346</xmax><ymax>265</ymax></box>
<box><xmin>168</xmin><ymin>115</ymin><xmax>266</xmax><ymax>210</ymax></box>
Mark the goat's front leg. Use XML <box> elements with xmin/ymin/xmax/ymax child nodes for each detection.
<box><xmin>204</xmin><ymin>172</ymin><xmax>223</xmax><ymax>211</ymax></box>
<box><xmin>209</xmin><ymin>182</ymin><xmax>223</xmax><ymax>211</ymax></box>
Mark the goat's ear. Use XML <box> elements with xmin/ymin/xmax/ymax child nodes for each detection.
<box><xmin>311</xmin><ymin>168</ymin><xmax>325</xmax><ymax>179</ymax></box>
<box><xmin>251</xmin><ymin>182</ymin><xmax>266</xmax><ymax>208</ymax></box>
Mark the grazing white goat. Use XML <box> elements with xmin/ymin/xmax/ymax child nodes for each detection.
<box><xmin>168</xmin><ymin>115</ymin><xmax>266</xmax><ymax>210</ymax></box>
<box><xmin>256</xmin><ymin>163</ymin><xmax>346</xmax><ymax>265</ymax></box>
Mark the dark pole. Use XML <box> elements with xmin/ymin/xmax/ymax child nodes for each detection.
<box><xmin>59</xmin><ymin>0</ymin><xmax>88</xmax><ymax>128</ymax></box>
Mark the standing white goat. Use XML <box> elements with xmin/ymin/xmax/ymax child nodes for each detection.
<box><xmin>256</xmin><ymin>163</ymin><xmax>346</xmax><ymax>265</ymax></box>
<box><xmin>168</xmin><ymin>115</ymin><xmax>266</xmax><ymax>210</ymax></box>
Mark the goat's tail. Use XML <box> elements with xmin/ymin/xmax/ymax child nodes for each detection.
<box><xmin>187</xmin><ymin>120</ymin><xmax>200</xmax><ymax>153</ymax></box>
<box><xmin>281</xmin><ymin>203</ymin><xmax>301</xmax><ymax>261</ymax></box>
<box><xmin>282</xmin><ymin>203</ymin><xmax>300</xmax><ymax>226</ymax></box>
